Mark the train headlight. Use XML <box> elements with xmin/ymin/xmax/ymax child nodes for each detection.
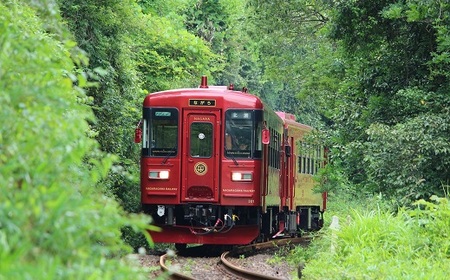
<box><xmin>149</xmin><ymin>170</ymin><xmax>170</xmax><ymax>179</ymax></box>
<box><xmin>231</xmin><ymin>172</ymin><xmax>253</xmax><ymax>181</ymax></box>
<box><xmin>159</xmin><ymin>170</ymin><xmax>169</xmax><ymax>179</ymax></box>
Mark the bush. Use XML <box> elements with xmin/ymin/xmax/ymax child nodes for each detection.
<box><xmin>295</xmin><ymin>195</ymin><xmax>450</xmax><ymax>279</ymax></box>
<box><xmin>0</xmin><ymin>2</ymin><xmax>154</xmax><ymax>279</ymax></box>
<box><xmin>365</xmin><ymin>111</ymin><xmax>450</xmax><ymax>203</ymax></box>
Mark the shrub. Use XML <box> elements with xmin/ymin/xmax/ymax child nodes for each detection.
<box><xmin>0</xmin><ymin>2</ymin><xmax>154</xmax><ymax>279</ymax></box>
<box><xmin>296</xmin><ymin>196</ymin><xmax>450</xmax><ymax>279</ymax></box>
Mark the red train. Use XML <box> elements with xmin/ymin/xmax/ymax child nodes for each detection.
<box><xmin>135</xmin><ymin>76</ymin><xmax>326</xmax><ymax>248</ymax></box>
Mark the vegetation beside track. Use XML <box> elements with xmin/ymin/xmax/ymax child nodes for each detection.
<box><xmin>0</xmin><ymin>2</ymin><xmax>155</xmax><ymax>279</ymax></box>
<box><xmin>285</xmin><ymin>194</ymin><xmax>450</xmax><ymax>279</ymax></box>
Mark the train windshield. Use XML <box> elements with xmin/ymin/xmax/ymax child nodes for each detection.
<box><xmin>225</xmin><ymin>110</ymin><xmax>263</xmax><ymax>159</ymax></box>
<box><xmin>142</xmin><ymin>108</ymin><xmax>178</xmax><ymax>157</ymax></box>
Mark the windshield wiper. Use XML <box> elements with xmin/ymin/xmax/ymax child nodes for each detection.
<box><xmin>162</xmin><ymin>146</ymin><xmax>177</xmax><ymax>164</ymax></box>
<box><xmin>224</xmin><ymin>147</ymin><xmax>238</xmax><ymax>166</ymax></box>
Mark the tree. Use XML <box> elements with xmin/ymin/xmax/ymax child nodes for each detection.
<box><xmin>248</xmin><ymin>0</ymin><xmax>450</xmax><ymax>202</ymax></box>
<box><xmin>246</xmin><ymin>0</ymin><xmax>332</xmax><ymax>126</ymax></box>
<box><xmin>183</xmin><ymin>0</ymin><xmax>262</xmax><ymax>88</ymax></box>
<box><xmin>58</xmin><ymin>0</ymin><xmax>217</xmax><ymax>249</ymax></box>
<box><xmin>326</xmin><ymin>0</ymin><xmax>450</xmax><ymax>200</ymax></box>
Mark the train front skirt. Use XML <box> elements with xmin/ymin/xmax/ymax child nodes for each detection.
<box><xmin>149</xmin><ymin>225</ymin><xmax>260</xmax><ymax>245</ymax></box>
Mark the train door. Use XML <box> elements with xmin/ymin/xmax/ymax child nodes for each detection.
<box><xmin>181</xmin><ymin>110</ymin><xmax>221</xmax><ymax>202</ymax></box>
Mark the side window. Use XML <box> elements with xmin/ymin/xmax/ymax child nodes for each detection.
<box><xmin>269</xmin><ymin>128</ymin><xmax>274</xmax><ymax>168</ymax></box>
<box><xmin>253</xmin><ymin>110</ymin><xmax>263</xmax><ymax>158</ymax></box>
<box><xmin>143</xmin><ymin>108</ymin><xmax>178</xmax><ymax>157</ymax></box>
<box><xmin>190</xmin><ymin>122</ymin><xmax>213</xmax><ymax>158</ymax></box>
<box><xmin>268</xmin><ymin>128</ymin><xmax>281</xmax><ymax>169</ymax></box>
<box><xmin>274</xmin><ymin>131</ymin><xmax>280</xmax><ymax>169</ymax></box>
<box><xmin>298</xmin><ymin>141</ymin><xmax>324</xmax><ymax>174</ymax></box>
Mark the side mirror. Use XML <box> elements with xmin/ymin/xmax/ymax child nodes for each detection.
<box><xmin>262</xmin><ymin>128</ymin><xmax>270</xmax><ymax>145</ymax></box>
<box><xmin>134</xmin><ymin>128</ymin><xmax>142</xmax><ymax>143</ymax></box>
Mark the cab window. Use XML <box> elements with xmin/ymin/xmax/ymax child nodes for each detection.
<box><xmin>224</xmin><ymin>110</ymin><xmax>262</xmax><ymax>159</ymax></box>
<box><xmin>142</xmin><ymin>108</ymin><xmax>178</xmax><ymax>157</ymax></box>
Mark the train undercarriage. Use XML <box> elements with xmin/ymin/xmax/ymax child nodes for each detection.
<box><xmin>143</xmin><ymin>203</ymin><xmax>323</xmax><ymax>247</ymax></box>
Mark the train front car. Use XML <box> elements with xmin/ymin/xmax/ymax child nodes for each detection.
<box><xmin>137</xmin><ymin>77</ymin><xmax>265</xmax><ymax>246</ymax></box>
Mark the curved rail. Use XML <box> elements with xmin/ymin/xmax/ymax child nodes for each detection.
<box><xmin>220</xmin><ymin>237</ymin><xmax>312</xmax><ymax>280</ymax></box>
<box><xmin>160</xmin><ymin>253</ymin><xmax>196</xmax><ymax>280</ymax></box>
<box><xmin>220</xmin><ymin>251</ymin><xmax>284</xmax><ymax>280</ymax></box>
<box><xmin>159</xmin><ymin>236</ymin><xmax>313</xmax><ymax>279</ymax></box>
<box><xmin>230</xmin><ymin>236</ymin><xmax>312</xmax><ymax>255</ymax></box>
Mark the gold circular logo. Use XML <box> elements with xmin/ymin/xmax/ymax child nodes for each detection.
<box><xmin>194</xmin><ymin>162</ymin><xmax>207</xmax><ymax>176</ymax></box>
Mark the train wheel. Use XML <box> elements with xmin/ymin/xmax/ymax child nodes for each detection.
<box><xmin>257</xmin><ymin>233</ymin><xmax>269</xmax><ymax>242</ymax></box>
<box><xmin>175</xmin><ymin>243</ymin><xmax>187</xmax><ymax>252</ymax></box>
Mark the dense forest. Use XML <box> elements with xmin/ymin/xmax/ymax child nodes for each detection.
<box><xmin>1</xmin><ymin>0</ymin><xmax>449</xmax><ymax>278</ymax></box>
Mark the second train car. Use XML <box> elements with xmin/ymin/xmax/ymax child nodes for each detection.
<box><xmin>135</xmin><ymin>76</ymin><xmax>326</xmax><ymax>247</ymax></box>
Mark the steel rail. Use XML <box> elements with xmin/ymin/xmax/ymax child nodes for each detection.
<box><xmin>232</xmin><ymin>236</ymin><xmax>312</xmax><ymax>255</ymax></box>
<box><xmin>160</xmin><ymin>253</ymin><xmax>196</xmax><ymax>280</ymax></box>
<box><xmin>159</xmin><ymin>236</ymin><xmax>314</xmax><ymax>279</ymax></box>
<box><xmin>220</xmin><ymin>250</ymin><xmax>284</xmax><ymax>280</ymax></box>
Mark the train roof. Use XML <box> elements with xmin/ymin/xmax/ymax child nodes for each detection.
<box><xmin>143</xmin><ymin>76</ymin><xmax>263</xmax><ymax>108</ymax></box>
<box><xmin>276</xmin><ymin>111</ymin><xmax>313</xmax><ymax>130</ymax></box>
<box><xmin>144</xmin><ymin>86</ymin><xmax>265</xmax><ymax>109</ymax></box>
<box><xmin>144</xmin><ymin>77</ymin><xmax>312</xmax><ymax>131</ymax></box>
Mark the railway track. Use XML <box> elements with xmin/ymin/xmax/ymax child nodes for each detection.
<box><xmin>159</xmin><ymin>237</ymin><xmax>311</xmax><ymax>280</ymax></box>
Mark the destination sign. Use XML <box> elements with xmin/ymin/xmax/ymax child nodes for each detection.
<box><xmin>189</xmin><ymin>99</ymin><xmax>216</xmax><ymax>107</ymax></box>
<box><xmin>155</xmin><ymin>111</ymin><xmax>171</xmax><ymax>117</ymax></box>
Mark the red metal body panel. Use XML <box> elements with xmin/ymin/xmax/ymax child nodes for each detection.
<box><xmin>278</xmin><ymin>113</ymin><xmax>310</xmax><ymax>212</ymax></box>
<box><xmin>221</xmin><ymin>160</ymin><xmax>262</xmax><ymax>206</ymax></box>
<box><xmin>141</xmin><ymin>159</ymin><xmax>181</xmax><ymax>205</ymax></box>
<box><xmin>150</xmin><ymin>225</ymin><xmax>260</xmax><ymax>245</ymax></box>
<box><xmin>182</xmin><ymin>110</ymin><xmax>220</xmax><ymax>202</ymax></box>
<box><xmin>140</xmin><ymin>86</ymin><xmax>266</xmax><ymax>245</ymax></box>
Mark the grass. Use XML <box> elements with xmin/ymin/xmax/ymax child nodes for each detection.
<box><xmin>288</xmin><ymin>194</ymin><xmax>450</xmax><ymax>279</ymax></box>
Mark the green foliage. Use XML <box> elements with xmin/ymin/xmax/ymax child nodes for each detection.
<box><xmin>365</xmin><ymin>113</ymin><xmax>450</xmax><ymax>202</ymax></box>
<box><xmin>246</xmin><ymin>0</ymin><xmax>450</xmax><ymax>205</ymax></box>
<box><xmin>138</xmin><ymin>0</ymin><xmax>189</xmax><ymax>18</ymax></box>
<box><xmin>183</xmin><ymin>0</ymin><xmax>258</xmax><ymax>87</ymax></box>
<box><xmin>312</xmin><ymin>0</ymin><xmax>450</xmax><ymax>202</ymax></box>
<box><xmin>184</xmin><ymin>0</ymin><xmax>230</xmax><ymax>45</ymax></box>
<box><xmin>411</xmin><ymin>195</ymin><xmax>450</xmax><ymax>253</ymax></box>
<box><xmin>59</xmin><ymin>0</ymin><xmax>145</xmax><ymax>156</ymax></box>
<box><xmin>246</xmin><ymin>0</ymin><xmax>332</xmax><ymax>126</ymax></box>
<box><xmin>0</xmin><ymin>1</ymin><xmax>155</xmax><ymax>278</ymax></box>
<box><xmin>296</xmin><ymin>196</ymin><xmax>450</xmax><ymax>279</ymax></box>
<box><xmin>135</xmin><ymin>0</ymin><xmax>216</xmax><ymax>89</ymax></box>
<box><xmin>135</xmin><ymin>14</ymin><xmax>218</xmax><ymax>91</ymax></box>
<box><xmin>58</xmin><ymin>1</ymin><xmax>152</xmax><ymax>251</ymax></box>
<box><xmin>58</xmin><ymin>0</ymin><xmax>217</xmax><ymax>250</ymax></box>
